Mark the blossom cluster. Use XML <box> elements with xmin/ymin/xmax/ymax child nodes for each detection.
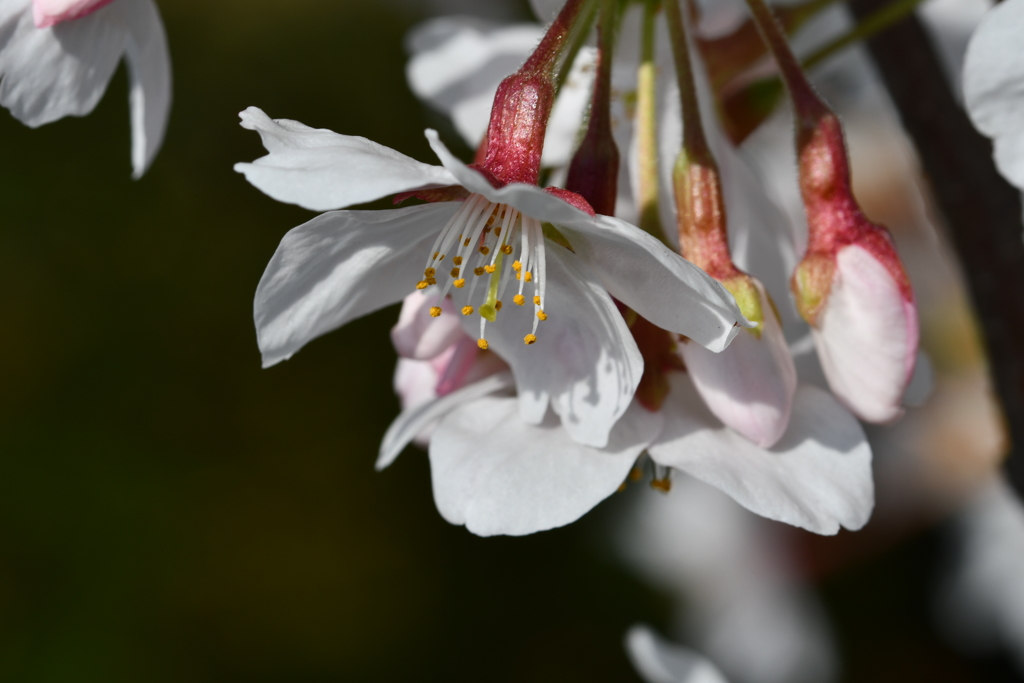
<box><xmin>5</xmin><ymin>0</ymin><xmax>1024</xmax><ymax>677</ymax></box>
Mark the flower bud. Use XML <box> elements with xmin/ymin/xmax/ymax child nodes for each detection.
<box><xmin>793</xmin><ymin>113</ymin><xmax>918</xmax><ymax>423</ymax></box>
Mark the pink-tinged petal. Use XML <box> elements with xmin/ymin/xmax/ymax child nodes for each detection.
<box><xmin>648</xmin><ymin>374</ymin><xmax>873</xmax><ymax>535</ymax></box>
<box><xmin>559</xmin><ymin>214</ymin><xmax>748</xmax><ymax>352</ymax></box>
<box><xmin>451</xmin><ymin>242</ymin><xmax>643</xmax><ymax>449</ymax></box>
<box><xmin>2</xmin><ymin>0</ymin><xmax>170</xmax><ymax>176</ymax></box>
<box><xmin>425</xmin><ymin>129</ymin><xmax>596</xmax><ymax>225</ymax></box>
<box><xmin>378</xmin><ymin>371</ymin><xmax>515</xmax><ymax>471</ymax></box>
<box><xmin>393</xmin><ymin>356</ymin><xmax>443</xmax><ymax>413</ymax></box>
<box><xmin>236</xmin><ymin>108</ymin><xmax>458</xmax><ymax>212</ymax></box>
<box><xmin>390</xmin><ymin>290</ymin><xmax>464</xmax><ymax>361</ymax></box>
<box><xmin>2</xmin><ymin>0</ymin><xmax>123</xmax><ymax>125</ymax></box>
<box><xmin>963</xmin><ymin>0</ymin><xmax>1024</xmax><ymax>191</ymax></box>
<box><xmin>33</xmin><ymin>0</ymin><xmax>113</xmax><ymax>28</ymax></box>
<box><xmin>429</xmin><ymin>396</ymin><xmax>662</xmax><ymax>536</ymax></box>
<box><xmin>255</xmin><ymin>203</ymin><xmax>459</xmax><ymax>368</ymax></box>
<box><xmin>625</xmin><ymin>626</ymin><xmax>731</xmax><ymax>683</ymax></box>
<box><xmin>813</xmin><ymin>244</ymin><xmax>918</xmax><ymax>423</ymax></box>
<box><xmin>679</xmin><ymin>281</ymin><xmax>797</xmax><ymax>447</ymax></box>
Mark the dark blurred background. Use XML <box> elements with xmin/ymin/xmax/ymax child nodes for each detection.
<box><xmin>0</xmin><ymin>0</ymin><xmax>1020</xmax><ymax>680</ymax></box>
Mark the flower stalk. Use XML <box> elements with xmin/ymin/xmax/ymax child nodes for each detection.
<box><xmin>636</xmin><ymin>0</ymin><xmax>667</xmax><ymax>242</ymax></box>
<box><xmin>664</xmin><ymin>0</ymin><xmax>764</xmax><ymax>327</ymax></box>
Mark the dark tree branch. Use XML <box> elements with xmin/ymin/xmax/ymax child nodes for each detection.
<box><xmin>845</xmin><ymin>0</ymin><xmax>1024</xmax><ymax>496</ymax></box>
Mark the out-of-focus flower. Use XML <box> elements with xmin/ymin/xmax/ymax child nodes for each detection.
<box><xmin>936</xmin><ymin>478</ymin><xmax>1024</xmax><ymax>674</ymax></box>
<box><xmin>962</xmin><ymin>0</ymin><xmax>1024</xmax><ymax>192</ymax></box>
<box><xmin>626</xmin><ymin>625</ymin><xmax>731</xmax><ymax>683</ymax></box>
<box><xmin>619</xmin><ymin>478</ymin><xmax>839</xmax><ymax>683</ymax></box>
<box><xmin>0</xmin><ymin>0</ymin><xmax>171</xmax><ymax>176</ymax></box>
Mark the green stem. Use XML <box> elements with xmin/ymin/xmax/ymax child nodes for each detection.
<box><xmin>744</xmin><ymin>0</ymin><xmax>830</xmax><ymax>127</ymax></box>
<box><xmin>802</xmin><ymin>0</ymin><xmax>926</xmax><ymax>69</ymax></box>
<box><xmin>664</xmin><ymin>0</ymin><xmax>714</xmax><ymax>166</ymax></box>
<box><xmin>636</xmin><ymin>0</ymin><xmax>668</xmax><ymax>242</ymax></box>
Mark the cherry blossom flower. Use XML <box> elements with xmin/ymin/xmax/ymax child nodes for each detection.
<box><xmin>237</xmin><ymin>106</ymin><xmax>744</xmax><ymax>449</ymax></box>
<box><xmin>0</xmin><ymin>0</ymin><xmax>172</xmax><ymax>177</ymax></box>
<box><xmin>963</xmin><ymin>0</ymin><xmax>1024</xmax><ymax>192</ymax></box>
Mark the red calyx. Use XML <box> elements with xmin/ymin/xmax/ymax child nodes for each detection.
<box><xmin>798</xmin><ymin>113</ymin><xmax>913</xmax><ymax>302</ymax></box>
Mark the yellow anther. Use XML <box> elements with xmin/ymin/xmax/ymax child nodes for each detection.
<box><xmin>484</xmin><ymin>265</ymin><xmax>496</xmax><ymax>274</ymax></box>
<box><xmin>495</xmin><ymin>301</ymin><xmax>503</xmax><ymax>310</ymax></box>
<box><xmin>416</xmin><ymin>281</ymin><xmax>429</xmax><ymax>290</ymax></box>
<box><xmin>433</xmin><ymin>251</ymin><xmax>439</xmax><ymax>259</ymax></box>
<box><xmin>494</xmin><ymin>227</ymin><xmax>502</xmax><ymax>237</ymax></box>
<box><xmin>501</xmin><ymin>244</ymin><xmax>513</xmax><ymax>254</ymax></box>
<box><xmin>453</xmin><ymin>278</ymin><xmax>466</xmax><ymax>288</ymax></box>
<box><xmin>437</xmin><ymin>254</ymin><xmax>445</xmax><ymax>261</ymax></box>
<box><xmin>426</xmin><ymin>277</ymin><xmax>437</xmax><ymax>285</ymax></box>
<box><xmin>429</xmin><ymin>306</ymin><xmax>442</xmax><ymax>317</ymax></box>
<box><xmin>450</xmin><ymin>267</ymin><xmax>460</xmax><ymax>277</ymax></box>
<box><xmin>512</xmin><ymin>260</ymin><xmax>522</xmax><ymax>271</ymax></box>
<box><xmin>477</xmin><ymin>339</ymin><xmax>489</xmax><ymax>350</ymax></box>
<box><xmin>524</xmin><ymin>334</ymin><xmax>537</xmax><ymax>345</ymax></box>
<box><xmin>523</xmin><ymin>271</ymin><xmax>533</xmax><ymax>282</ymax></box>
<box><xmin>461</xmin><ymin>305</ymin><xmax>474</xmax><ymax>316</ymax></box>
<box><xmin>533</xmin><ymin>295</ymin><xmax>541</xmax><ymax>305</ymax></box>
<box><xmin>463</xmin><ymin>238</ymin><xmax>471</xmax><ymax>247</ymax></box>
<box><xmin>515</xmin><ymin>272</ymin><xmax>521</xmax><ymax>281</ymax></box>
<box><xmin>651</xmin><ymin>478</ymin><xmax>672</xmax><ymax>493</ymax></box>
<box><xmin>424</xmin><ymin>268</ymin><xmax>435</xmax><ymax>277</ymax></box>
<box><xmin>479</xmin><ymin>246</ymin><xmax>490</xmax><ymax>255</ymax></box>
<box><xmin>474</xmin><ymin>267</ymin><xmax>485</xmax><ymax>276</ymax></box>
<box><xmin>513</xmin><ymin>294</ymin><xmax>526</xmax><ymax>306</ymax></box>
<box><xmin>629</xmin><ymin>467</ymin><xmax>643</xmax><ymax>482</ymax></box>
<box><xmin>452</xmin><ymin>256</ymin><xmax>463</xmax><ymax>266</ymax></box>
<box><xmin>537</xmin><ymin>310</ymin><xmax>548</xmax><ymax>321</ymax></box>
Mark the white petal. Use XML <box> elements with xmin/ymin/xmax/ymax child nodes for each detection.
<box><xmin>963</xmin><ymin>0</ymin><xmax>1024</xmax><ymax>190</ymax></box>
<box><xmin>679</xmin><ymin>282</ymin><xmax>797</xmax><ymax>447</ymax></box>
<box><xmin>528</xmin><ymin>0</ymin><xmax>562</xmax><ymax>22</ymax></box>
<box><xmin>625</xmin><ymin>626</ymin><xmax>731</xmax><ymax>683</ymax></box>
<box><xmin>378</xmin><ymin>371</ymin><xmax>515</xmax><ymax>471</ymax></box>
<box><xmin>648</xmin><ymin>374</ymin><xmax>874</xmax><ymax>535</ymax></box>
<box><xmin>235</xmin><ymin>108</ymin><xmax>458</xmax><ymax>211</ymax></box>
<box><xmin>255</xmin><ymin>202</ymin><xmax>459</xmax><ymax>368</ymax></box>
<box><xmin>813</xmin><ymin>245</ymin><xmax>918</xmax><ymax>423</ymax></box>
<box><xmin>560</xmin><ymin>214</ymin><xmax>748</xmax><ymax>352</ymax></box>
<box><xmin>118</xmin><ymin>0</ymin><xmax>171</xmax><ymax>177</ymax></box>
<box><xmin>542</xmin><ymin>46</ymin><xmax>596</xmax><ymax>167</ymax></box>
<box><xmin>390</xmin><ymin>290</ymin><xmax>464</xmax><ymax>360</ymax></box>
<box><xmin>406</xmin><ymin>18</ymin><xmax>541</xmax><ymax>147</ymax></box>
<box><xmin>453</xmin><ymin>243</ymin><xmax>643</xmax><ymax>448</ymax></box>
<box><xmin>429</xmin><ymin>396</ymin><xmax>662</xmax><ymax>536</ymax></box>
<box><xmin>425</xmin><ymin>129</ymin><xmax>596</xmax><ymax>224</ymax></box>
<box><xmin>1</xmin><ymin>0</ymin><xmax>125</xmax><ymax>125</ymax></box>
